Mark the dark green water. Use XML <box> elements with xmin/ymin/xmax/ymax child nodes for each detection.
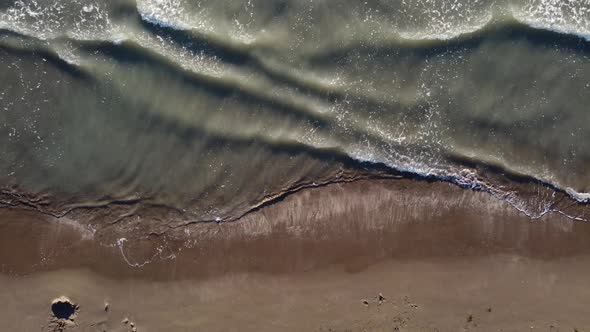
<box><xmin>1</xmin><ymin>0</ymin><xmax>589</xmax><ymax>221</ymax></box>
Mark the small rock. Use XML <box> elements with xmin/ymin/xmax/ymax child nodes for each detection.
<box><xmin>51</xmin><ymin>296</ymin><xmax>78</xmax><ymax>321</ymax></box>
<box><xmin>122</xmin><ymin>318</ymin><xmax>129</xmax><ymax>324</ymax></box>
<box><xmin>104</xmin><ymin>302</ymin><xmax>109</xmax><ymax>312</ymax></box>
<box><xmin>130</xmin><ymin>322</ymin><xmax>135</xmax><ymax>328</ymax></box>
<box><xmin>361</xmin><ymin>299</ymin><xmax>369</xmax><ymax>306</ymax></box>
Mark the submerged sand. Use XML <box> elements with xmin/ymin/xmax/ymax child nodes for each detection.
<box><xmin>1</xmin><ymin>179</ymin><xmax>590</xmax><ymax>331</ymax></box>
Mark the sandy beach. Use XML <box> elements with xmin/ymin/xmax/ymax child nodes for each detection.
<box><xmin>2</xmin><ymin>178</ymin><xmax>590</xmax><ymax>331</ymax></box>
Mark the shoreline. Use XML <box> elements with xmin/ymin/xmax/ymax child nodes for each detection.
<box><xmin>3</xmin><ymin>154</ymin><xmax>590</xmax><ymax>228</ymax></box>
<box><xmin>2</xmin><ymin>178</ymin><xmax>590</xmax><ymax>330</ymax></box>
<box><xmin>2</xmin><ymin>178</ymin><xmax>590</xmax><ymax>279</ymax></box>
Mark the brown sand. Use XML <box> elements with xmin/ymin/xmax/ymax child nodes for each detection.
<box><xmin>1</xmin><ymin>179</ymin><xmax>590</xmax><ymax>331</ymax></box>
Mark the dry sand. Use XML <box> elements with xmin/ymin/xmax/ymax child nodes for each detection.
<box><xmin>1</xmin><ymin>179</ymin><xmax>590</xmax><ymax>331</ymax></box>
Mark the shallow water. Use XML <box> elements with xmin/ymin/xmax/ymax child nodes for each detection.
<box><xmin>1</xmin><ymin>0</ymin><xmax>589</xmax><ymax>221</ymax></box>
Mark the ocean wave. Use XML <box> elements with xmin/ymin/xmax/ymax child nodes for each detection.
<box><xmin>2</xmin><ymin>0</ymin><xmax>590</xmax><ymax>45</ymax></box>
<box><xmin>2</xmin><ymin>25</ymin><xmax>589</xmax><ymax>212</ymax></box>
<box><xmin>346</xmin><ymin>147</ymin><xmax>590</xmax><ymax>223</ymax></box>
<box><xmin>2</xmin><ymin>0</ymin><xmax>590</xmax><ymax>225</ymax></box>
<box><xmin>515</xmin><ymin>17</ymin><xmax>590</xmax><ymax>42</ymax></box>
<box><xmin>133</xmin><ymin>1</ymin><xmax>590</xmax><ymax>45</ymax></box>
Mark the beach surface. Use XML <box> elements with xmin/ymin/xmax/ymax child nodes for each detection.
<box><xmin>2</xmin><ymin>178</ymin><xmax>590</xmax><ymax>331</ymax></box>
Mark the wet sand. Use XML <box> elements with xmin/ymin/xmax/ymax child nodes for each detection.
<box><xmin>1</xmin><ymin>178</ymin><xmax>590</xmax><ymax>331</ymax></box>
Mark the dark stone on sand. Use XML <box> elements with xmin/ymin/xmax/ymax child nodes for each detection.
<box><xmin>51</xmin><ymin>298</ymin><xmax>77</xmax><ymax>320</ymax></box>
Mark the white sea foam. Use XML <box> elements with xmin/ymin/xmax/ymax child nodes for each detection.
<box><xmin>512</xmin><ymin>0</ymin><xmax>590</xmax><ymax>41</ymax></box>
<box><xmin>347</xmin><ymin>147</ymin><xmax>590</xmax><ymax>224</ymax></box>
<box><xmin>566</xmin><ymin>188</ymin><xmax>590</xmax><ymax>203</ymax></box>
<box><xmin>115</xmin><ymin>237</ymin><xmax>176</xmax><ymax>268</ymax></box>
